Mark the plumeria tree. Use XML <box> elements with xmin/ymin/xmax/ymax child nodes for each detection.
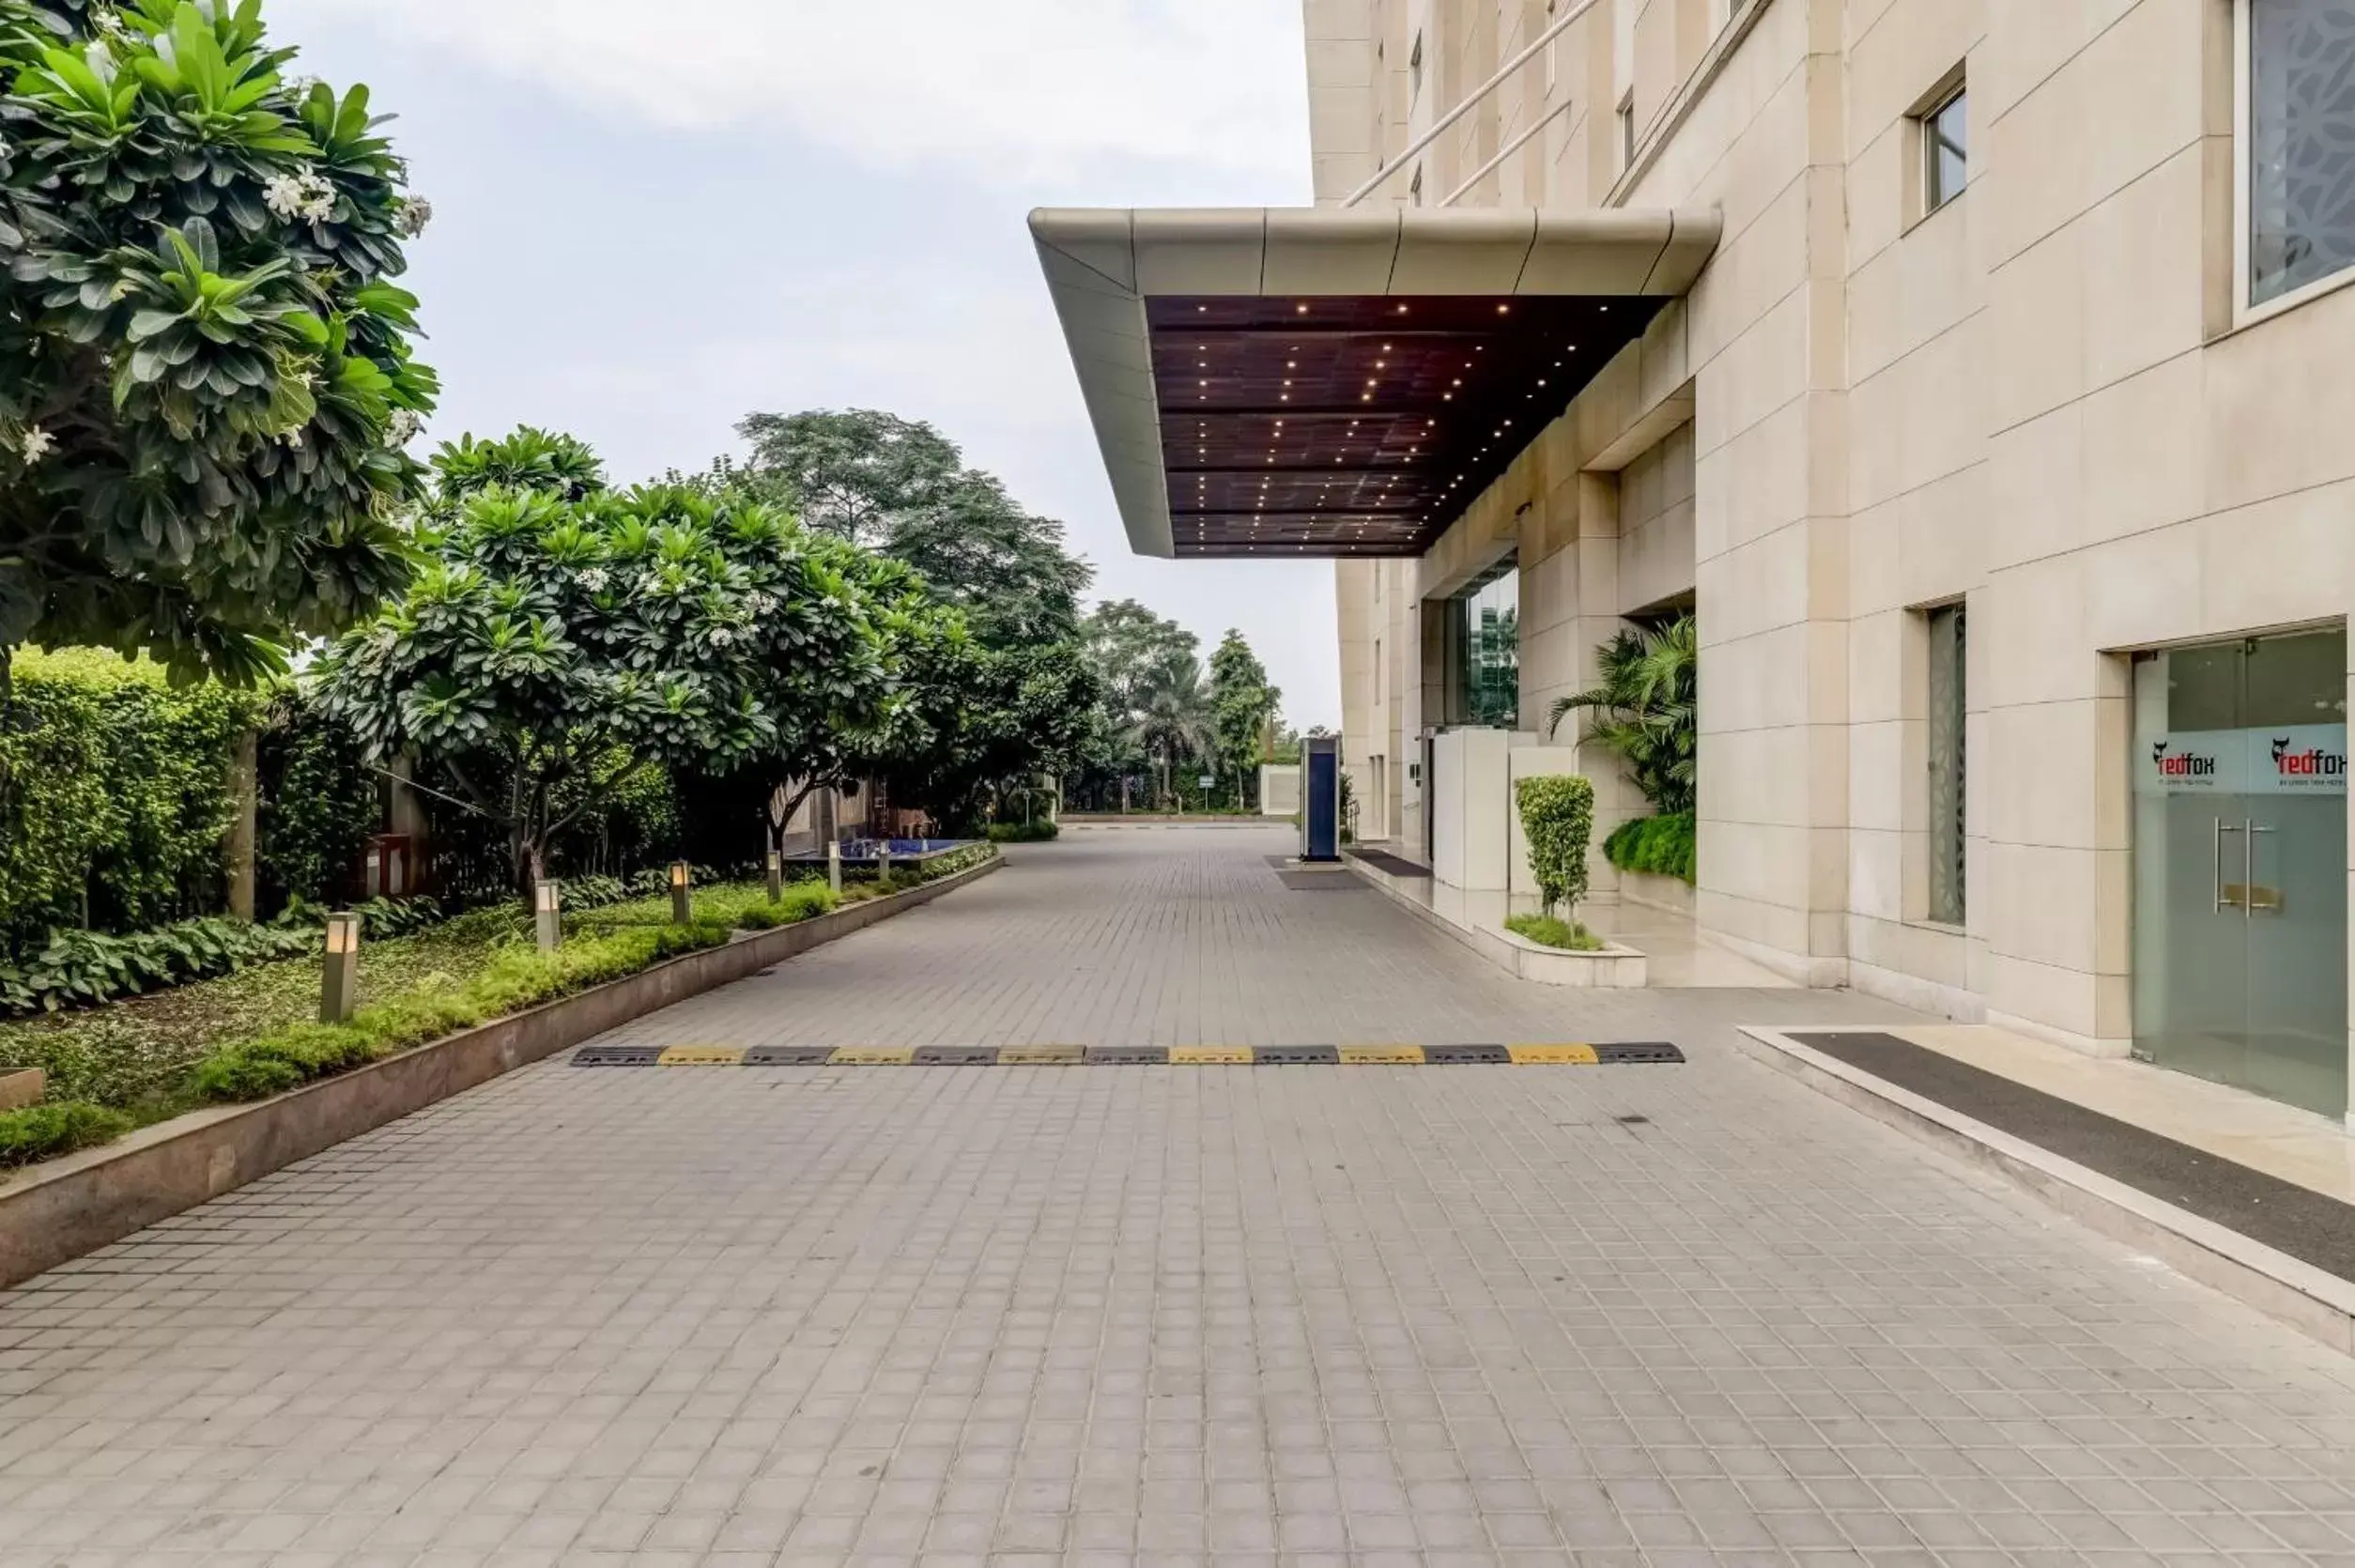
<box><xmin>314</xmin><ymin>434</ymin><xmax>897</xmax><ymax>891</ymax></box>
<box><xmin>0</xmin><ymin>0</ymin><xmax>438</xmax><ymax>688</ymax></box>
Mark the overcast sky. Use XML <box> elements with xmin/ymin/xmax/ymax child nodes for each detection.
<box><xmin>271</xmin><ymin>0</ymin><xmax>1341</xmax><ymax>728</ymax></box>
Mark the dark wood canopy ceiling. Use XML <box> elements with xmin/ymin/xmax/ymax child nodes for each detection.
<box><xmin>1147</xmin><ymin>294</ymin><xmax>1665</xmax><ymax>559</ymax></box>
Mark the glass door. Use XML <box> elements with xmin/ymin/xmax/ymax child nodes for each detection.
<box><xmin>2132</xmin><ymin>630</ymin><xmax>2348</xmax><ymax>1117</ymax></box>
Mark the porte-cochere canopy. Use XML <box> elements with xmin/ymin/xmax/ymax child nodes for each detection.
<box><xmin>1030</xmin><ymin>207</ymin><xmax>1719</xmax><ymax>560</ymax></box>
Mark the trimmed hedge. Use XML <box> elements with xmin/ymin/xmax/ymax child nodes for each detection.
<box><xmin>1504</xmin><ymin>913</ymin><xmax>1604</xmax><ymax>952</ymax></box>
<box><xmin>1</xmin><ymin>650</ymin><xmax>266</xmax><ymax>960</ymax></box>
<box><xmin>0</xmin><ymin>1101</ymin><xmax>133</xmax><ymax>1169</ymax></box>
<box><xmin>1605</xmin><ymin>811</ymin><xmax>1696</xmax><ymax>885</ymax></box>
<box><xmin>988</xmin><ymin>821</ymin><xmax>1060</xmax><ymax>843</ymax></box>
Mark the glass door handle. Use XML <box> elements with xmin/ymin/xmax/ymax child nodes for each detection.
<box><xmin>2246</xmin><ymin>821</ymin><xmax>2282</xmax><ymax>914</ymax></box>
<box><xmin>2215</xmin><ymin>818</ymin><xmax>2246</xmax><ymax>911</ymax></box>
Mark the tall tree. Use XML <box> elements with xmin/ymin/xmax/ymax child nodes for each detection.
<box><xmin>735</xmin><ymin>407</ymin><xmax>1090</xmax><ymax>649</ymax></box>
<box><xmin>1084</xmin><ymin>598</ymin><xmax>1198</xmax><ymax>718</ymax></box>
<box><xmin>0</xmin><ymin>0</ymin><xmax>438</xmax><ymax>688</ymax></box>
<box><xmin>1208</xmin><ymin>629</ymin><xmax>1282</xmax><ymax>810</ymax></box>
<box><xmin>1128</xmin><ymin>653</ymin><xmax>1213</xmax><ymax>809</ymax></box>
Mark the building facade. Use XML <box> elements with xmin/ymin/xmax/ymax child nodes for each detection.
<box><xmin>1310</xmin><ymin>0</ymin><xmax>2355</xmax><ymax>1118</ymax></box>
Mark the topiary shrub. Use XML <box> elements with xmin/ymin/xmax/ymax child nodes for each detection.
<box><xmin>1514</xmin><ymin>774</ymin><xmax>1595</xmax><ymax>920</ymax></box>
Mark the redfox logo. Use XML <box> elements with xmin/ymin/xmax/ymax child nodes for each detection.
<box><xmin>2151</xmin><ymin>741</ymin><xmax>2216</xmax><ymax>777</ymax></box>
<box><xmin>2271</xmin><ymin>736</ymin><xmax>2344</xmax><ymax>779</ymax></box>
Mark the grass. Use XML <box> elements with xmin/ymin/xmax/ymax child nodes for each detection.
<box><xmin>1504</xmin><ymin>913</ymin><xmax>1606</xmax><ymax>952</ymax></box>
<box><xmin>0</xmin><ymin>847</ymin><xmax>995</xmax><ymax>1168</ymax></box>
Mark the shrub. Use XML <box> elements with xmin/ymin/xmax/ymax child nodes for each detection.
<box><xmin>1504</xmin><ymin>914</ymin><xmax>1605</xmax><ymax>952</ymax></box>
<box><xmin>0</xmin><ymin>1101</ymin><xmax>133</xmax><ymax>1169</ymax></box>
<box><xmin>1605</xmin><ymin>812</ymin><xmax>1697</xmax><ymax>885</ymax></box>
<box><xmin>988</xmin><ymin>821</ymin><xmax>1060</xmax><ymax>843</ymax></box>
<box><xmin>0</xmin><ymin>915</ymin><xmax>316</xmax><ymax>1016</ymax></box>
<box><xmin>1514</xmin><ymin>775</ymin><xmax>1596</xmax><ymax>919</ymax></box>
<box><xmin>0</xmin><ymin>650</ymin><xmax>266</xmax><ymax>959</ymax></box>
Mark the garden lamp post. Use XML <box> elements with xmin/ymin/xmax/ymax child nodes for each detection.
<box><xmin>765</xmin><ymin>848</ymin><xmax>783</xmax><ymax>903</ymax></box>
<box><xmin>670</xmin><ymin>861</ymin><xmax>692</xmax><ymax>925</ymax></box>
<box><xmin>534</xmin><ymin>879</ymin><xmax>562</xmax><ymax>953</ymax></box>
<box><xmin>827</xmin><ymin>838</ymin><xmax>842</xmax><ymax>895</ymax></box>
<box><xmin>321</xmin><ymin>912</ymin><xmax>362</xmax><ymax>1023</ymax></box>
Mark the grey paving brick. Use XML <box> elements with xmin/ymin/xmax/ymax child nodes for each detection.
<box><xmin>6</xmin><ymin>829</ymin><xmax>2355</xmax><ymax>1566</ymax></box>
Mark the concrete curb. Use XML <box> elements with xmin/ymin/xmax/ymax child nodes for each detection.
<box><xmin>1737</xmin><ymin>1023</ymin><xmax>2355</xmax><ymax>1357</ymax></box>
<box><xmin>0</xmin><ymin>854</ymin><xmax>1002</xmax><ymax>1290</ymax></box>
<box><xmin>1342</xmin><ymin>855</ymin><xmax>1647</xmax><ymax>987</ymax></box>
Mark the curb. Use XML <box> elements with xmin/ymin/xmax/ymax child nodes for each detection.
<box><xmin>0</xmin><ymin>855</ymin><xmax>1001</xmax><ymax>1290</ymax></box>
<box><xmin>1737</xmin><ymin>1024</ymin><xmax>2355</xmax><ymax>1358</ymax></box>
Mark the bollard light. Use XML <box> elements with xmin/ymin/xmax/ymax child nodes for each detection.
<box><xmin>877</xmin><ymin>842</ymin><xmax>892</xmax><ymax>880</ymax></box>
<box><xmin>533</xmin><ymin>879</ymin><xmax>562</xmax><ymax>953</ymax></box>
<box><xmin>321</xmin><ymin>911</ymin><xmax>362</xmax><ymax>1022</ymax></box>
<box><xmin>670</xmin><ymin>860</ymin><xmax>692</xmax><ymax>925</ymax></box>
<box><xmin>826</xmin><ymin>838</ymin><xmax>842</xmax><ymax>895</ymax></box>
<box><xmin>765</xmin><ymin>848</ymin><xmax>783</xmax><ymax>904</ymax></box>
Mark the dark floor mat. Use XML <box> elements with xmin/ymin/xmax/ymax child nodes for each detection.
<box><xmin>1348</xmin><ymin>848</ymin><xmax>1432</xmax><ymax>878</ymax></box>
<box><xmin>1791</xmin><ymin>1031</ymin><xmax>2355</xmax><ymax>1284</ymax></box>
<box><xmin>1279</xmin><ymin>870</ymin><xmax>1368</xmax><ymax>891</ymax></box>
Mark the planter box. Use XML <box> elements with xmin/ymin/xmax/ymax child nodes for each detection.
<box><xmin>0</xmin><ymin>1068</ymin><xmax>42</xmax><ymax>1113</ymax></box>
<box><xmin>1496</xmin><ymin>927</ymin><xmax>1650</xmax><ymax>988</ymax></box>
<box><xmin>0</xmin><ymin>854</ymin><xmax>1000</xmax><ymax>1290</ymax></box>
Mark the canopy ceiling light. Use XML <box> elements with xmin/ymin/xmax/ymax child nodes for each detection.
<box><xmin>1032</xmin><ymin>207</ymin><xmax>1719</xmax><ymax>560</ymax></box>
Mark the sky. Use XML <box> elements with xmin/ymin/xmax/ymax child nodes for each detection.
<box><xmin>269</xmin><ymin>0</ymin><xmax>1342</xmax><ymax>728</ymax></box>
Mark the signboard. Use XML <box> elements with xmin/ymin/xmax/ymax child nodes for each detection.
<box><xmin>1197</xmin><ymin>774</ymin><xmax>1215</xmax><ymax>789</ymax></box>
<box><xmin>2138</xmin><ymin>725</ymin><xmax>2347</xmax><ymax>795</ymax></box>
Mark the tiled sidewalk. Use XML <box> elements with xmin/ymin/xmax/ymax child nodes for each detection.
<box><xmin>5</xmin><ymin>829</ymin><xmax>2355</xmax><ymax>1565</ymax></box>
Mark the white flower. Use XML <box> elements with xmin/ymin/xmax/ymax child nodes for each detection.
<box><xmin>89</xmin><ymin>8</ymin><xmax>131</xmax><ymax>38</ymax></box>
<box><xmin>263</xmin><ymin>166</ymin><xmax>338</xmax><ymax>224</ymax></box>
<box><xmin>385</xmin><ymin>408</ymin><xmax>422</xmax><ymax>446</ymax></box>
<box><xmin>638</xmin><ymin>571</ymin><xmax>663</xmax><ymax>595</ymax></box>
<box><xmin>20</xmin><ymin>426</ymin><xmax>54</xmax><ymax>464</ymax></box>
<box><xmin>393</xmin><ymin>194</ymin><xmax>433</xmax><ymax>239</ymax></box>
<box><xmin>577</xmin><ymin>566</ymin><xmax>611</xmax><ymax>592</ymax></box>
<box><xmin>85</xmin><ymin>39</ymin><xmax>116</xmax><ymax>84</ymax></box>
<box><xmin>280</xmin><ymin>426</ymin><xmax>305</xmax><ymax>450</ymax></box>
<box><xmin>708</xmin><ymin>626</ymin><xmax>737</xmax><ymax>649</ymax></box>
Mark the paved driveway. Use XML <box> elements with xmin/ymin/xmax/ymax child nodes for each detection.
<box><xmin>6</xmin><ymin>827</ymin><xmax>2355</xmax><ymax>1566</ymax></box>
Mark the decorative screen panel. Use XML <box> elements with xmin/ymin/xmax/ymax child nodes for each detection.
<box><xmin>1928</xmin><ymin>603</ymin><xmax>1967</xmax><ymax>927</ymax></box>
<box><xmin>2250</xmin><ymin>0</ymin><xmax>2355</xmax><ymax>307</ymax></box>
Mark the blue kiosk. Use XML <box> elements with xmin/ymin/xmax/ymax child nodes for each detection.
<box><xmin>1301</xmin><ymin>735</ymin><xmax>1343</xmax><ymax>863</ymax></box>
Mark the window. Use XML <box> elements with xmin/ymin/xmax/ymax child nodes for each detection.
<box><xmin>1449</xmin><ymin>561</ymin><xmax>1520</xmax><ymax>729</ymax></box>
<box><xmin>2241</xmin><ymin>0</ymin><xmax>2355</xmax><ymax>314</ymax></box>
<box><xmin>1926</xmin><ymin>602</ymin><xmax>1967</xmax><ymax>925</ymax></box>
<box><xmin>1920</xmin><ymin>84</ymin><xmax>1967</xmax><ymax>214</ymax></box>
<box><xmin>1617</xmin><ymin>90</ymin><xmax>1637</xmax><ymax>170</ymax></box>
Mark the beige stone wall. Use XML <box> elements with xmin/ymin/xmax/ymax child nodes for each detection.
<box><xmin>1308</xmin><ymin>0</ymin><xmax>2355</xmax><ymax>1074</ymax></box>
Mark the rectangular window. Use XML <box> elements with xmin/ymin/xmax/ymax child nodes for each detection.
<box><xmin>2241</xmin><ymin>0</ymin><xmax>2355</xmax><ymax>315</ymax></box>
<box><xmin>1448</xmin><ymin>560</ymin><xmax>1520</xmax><ymax>730</ymax></box>
<box><xmin>1920</xmin><ymin>84</ymin><xmax>1967</xmax><ymax>214</ymax></box>
<box><xmin>1927</xmin><ymin>602</ymin><xmax>1967</xmax><ymax>925</ymax></box>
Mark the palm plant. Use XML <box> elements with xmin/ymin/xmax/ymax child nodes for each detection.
<box><xmin>1547</xmin><ymin>613</ymin><xmax>1697</xmax><ymax>815</ymax></box>
<box><xmin>1128</xmin><ymin>653</ymin><xmax>1215</xmax><ymax>808</ymax></box>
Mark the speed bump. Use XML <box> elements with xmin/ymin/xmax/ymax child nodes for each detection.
<box><xmin>913</xmin><ymin>1045</ymin><xmax>1001</xmax><ymax>1066</ymax></box>
<box><xmin>828</xmin><ymin>1046</ymin><xmax>915</xmax><ymax>1066</ymax></box>
<box><xmin>656</xmin><ymin>1045</ymin><xmax>746</xmax><ymax>1067</ymax></box>
<box><xmin>998</xmin><ymin>1043</ymin><xmax>1085</xmax><ymax>1066</ymax></box>
<box><xmin>1169</xmin><ymin>1045</ymin><xmax>1254</xmax><ymax>1064</ymax></box>
<box><xmin>1338</xmin><ymin>1044</ymin><xmax>1427</xmax><ymax>1065</ymax></box>
<box><xmin>1508</xmin><ymin>1043</ymin><xmax>1602</xmax><ymax>1065</ymax></box>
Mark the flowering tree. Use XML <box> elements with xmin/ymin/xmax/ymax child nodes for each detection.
<box><xmin>314</xmin><ymin>434</ymin><xmax>895</xmax><ymax>891</ymax></box>
<box><xmin>0</xmin><ymin>0</ymin><xmax>436</xmax><ymax>687</ymax></box>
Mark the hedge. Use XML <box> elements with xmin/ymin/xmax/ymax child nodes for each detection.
<box><xmin>1513</xmin><ymin>775</ymin><xmax>1596</xmax><ymax>919</ymax></box>
<box><xmin>1605</xmin><ymin>811</ymin><xmax>1697</xmax><ymax>885</ymax></box>
<box><xmin>988</xmin><ymin>821</ymin><xmax>1060</xmax><ymax>843</ymax></box>
<box><xmin>1</xmin><ymin>650</ymin><xmax>266</xmax><ymax>960</ymax></box>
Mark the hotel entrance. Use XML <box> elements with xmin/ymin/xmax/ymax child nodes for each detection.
<box><xmin>2131</xmin><ymin>629</ymin><xmax>2348</xmax><ymax>1117</ymax></box>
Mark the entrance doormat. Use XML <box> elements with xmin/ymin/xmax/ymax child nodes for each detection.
<box><xmin>1790</xmin><ymin>1031</ymin><xmax>2355</xmax><ymax>1284</ymax></box>
<box><xmin>577</xmin><ymin>1041</ymin><xmax>1685</xmax><ymax>1069</ymax></box>
<box><xmin>1348</xmin><ymin>848</ymin><xmax>1433</xmax><ymax>878</ymax></box>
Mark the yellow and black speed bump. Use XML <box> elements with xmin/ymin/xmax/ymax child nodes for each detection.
<box><xmin>577</xmin><ymin>1041</ymin><xmax>1684</xmax><ymax>1068</ymax></box>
